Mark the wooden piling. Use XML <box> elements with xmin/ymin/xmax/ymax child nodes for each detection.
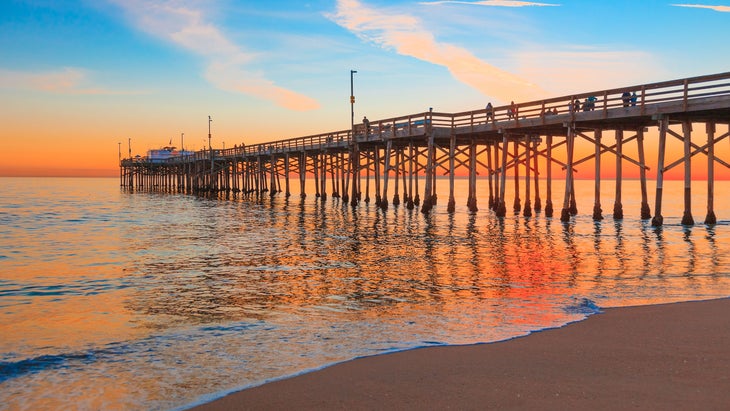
<box><xmin>681</xmin><ymin>120</ymin><xmax>694</xmax><ymax>225</ymax></box>
<box><xmin>637</xmin><ymin>128</ymin><xmax>651</xmax><ymax>219</ymax></box>
<box><xmin>532</xmin><ymin>137</ymin><xmax>541</xmax><ymax>212</ymax></box>
<box><xmin>593</xmin><ymin>129</ymin><xmax>603</xmax><ymax>221</ymax></box>
<box><xmin>652</xmin><ymin>117</ymin><xmax>668</xmax><ymax>226</ymax></box>
<box><xmin>448</xmin><ymin>134</ymin><xmax>456</xmax><ymax>213</ymax></box>
<box><xmin>381</xmin><ymin>139</ymin><xmax>392</xmax><ymax>210</ymax></box>
<box><xmin>523</xmin><ymin>136</ymin><xmax>532</xmax><ymax>217</ymax></box>
<box><xmin>545</xmin><ymin>135</ymin><xmax>554</xmax><ymax>218</ymax></box>
<box><xmin>497</xmin><ymin>133</ymin><xmax>509</xmax><ymax>217</ymax></box>
<box><xmin>513</xmin><ymin>140</ymin><xmax>521</xmax><ymax>213</ymax></box>
<box><xmin>705</xmin><ymin>122</ymin><xmax>717</xmax><ymax>224</ymax></box>
<box><xmin>561</xmin><ymin>125</ymin><xmax>576</xmax><ymax>222</ymax></box>
<box><xmin>613</xmin><ymin>128</ymin><xmax>624</xmax><ymax>219</ymax></box>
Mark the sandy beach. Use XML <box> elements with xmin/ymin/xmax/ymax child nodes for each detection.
<box><xmin>190</xmin><ymin>298</ymin><xmax>730</xmax><ymax>410</ymax></box>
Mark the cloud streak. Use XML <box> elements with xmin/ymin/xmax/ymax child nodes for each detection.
<box><xmin>671</xmin><ymin>4</ymin><xmax>730</xmax><ymax>12</ymax></box>
<box><xmin>0</xmin><ymin>67</ymin><xmax>144</xmax><ymax>95</ymax></box>
<box><xmin>327</xmin><ymin>0</ymin><xmax>546</xmax><ymax>102</ymax></box>
<box><xmin>420</xmin><ymin>0</ymin><xmax>559</xmax><ymax>6</ymax></box>
<box><xmin>110</xmin><ymin>0</ymin><xmax>319</xmax><ymax>111</ymax></box>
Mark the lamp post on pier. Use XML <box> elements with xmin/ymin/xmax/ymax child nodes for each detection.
<box><xmin>208</xmin><ymin>116</ymin><xmax>212</xmax><ymax>150</ymax></box>
<box><xmin>350</xmin><ymin>70</ymin><xmax>357</xmax><ymax>133</ymax></box>
<box><xmin>181</xmin><ymin>132</ymin><xmax>184</xmax><ymax>152</ymax></box>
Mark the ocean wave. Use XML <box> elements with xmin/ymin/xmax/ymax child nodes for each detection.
<box><xmin>563</xmin><ymin>298</ymin><xmax>603</xmax><ymax>315</ymax></box>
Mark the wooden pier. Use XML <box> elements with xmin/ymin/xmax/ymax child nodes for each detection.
<box><xmin>120</xmin><ymin>72</ymin><xmax>730</xmax><ymax>226</ymax></box>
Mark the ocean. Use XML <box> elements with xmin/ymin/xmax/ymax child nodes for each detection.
<box><xmin>1</xmin><ymin>176</ymin><xmax>729</xmax><ymax>410</ymax></box>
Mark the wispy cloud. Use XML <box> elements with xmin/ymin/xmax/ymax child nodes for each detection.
<box><xmin>109</xmin><ymin>0</ymin><xmax>319</xmax><ymax>111</ymax></box>
<box><xmin>420</xmin><ymin>0</ymin><xmax>559</xmax><ymax>6</ymax></box>
<box><xmin>514</xmin><ymin>47</ymin><xmax>665</xmax><ymax>94</ymax></box>
<box><xmin>0</xmin><ymin>67</ymin><xmax>144</xmax><ymax>95</ymax></box>
<box><xmin>671</xmin><ymin>4</ymin><xmax>730</xmax><ymax>12</ymax></box>
<box><xmin>326</xmin><ymin>0</ymin><xmax>546</xmax><ymax>102</ymax></box>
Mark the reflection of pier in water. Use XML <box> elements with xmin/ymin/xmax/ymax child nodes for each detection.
<box><xmin>120</xmin><ymin>72</ymin><xmax>730</xmax><ymax>226</ymax></box>
<box><xmin>124</xmin><ymin>198</ymin><xmax>727</xmax><ymax>324</ymax></box>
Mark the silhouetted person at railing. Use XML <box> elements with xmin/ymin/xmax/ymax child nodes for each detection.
<box><xmin>622</xmin><ymin>91</ymin><xmax>631</xmax><ymax>107</ymax></box>
<box><xmin>363</xmin><ymin>116</ymin><xmax>370</xmax><ymax>135</ymax></box>
<box><xmin>486</xmin><ymin>102</ymin><xmax>494</xmax><ymax>121</ymax></box>
<box><xmin>508</xmin><ymin>101</ymin><xmax>517</xmax><ymax>119</ymax></box>
<box><xmin>631</xmin><ymin>91</ymin><xmax>638</xmax><ymax>106</ymax></box>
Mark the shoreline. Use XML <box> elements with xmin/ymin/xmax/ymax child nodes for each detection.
<box><xmin>188</xmin><ymin>298</ymin><xmax>730</xmax><ymax>410</ymax></box>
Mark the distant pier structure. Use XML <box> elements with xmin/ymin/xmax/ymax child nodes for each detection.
<box><xmin>120</xmin><ymin>72</ymin><xmax>730</xmax><ymax>226</ymax></box>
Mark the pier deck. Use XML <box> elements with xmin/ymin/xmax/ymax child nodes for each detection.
<box><xmin>121</xmin><ymin>72</ymin><xmax>730</xmax><ymax>225</ymax></box>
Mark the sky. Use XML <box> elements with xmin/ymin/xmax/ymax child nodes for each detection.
<box><xmin>0</xmin><ymin>0</ymin><xmax>728</xmax><ymax>177</ymax></box>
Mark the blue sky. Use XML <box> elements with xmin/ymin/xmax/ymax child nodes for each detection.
<box><xmin>0</xmin><ymin>0</ymin><xmax>728</xmax><ymax>174</ymax></box>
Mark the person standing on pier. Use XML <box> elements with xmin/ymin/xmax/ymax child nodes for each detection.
<box><xmin>622</xmin><ymin>91</ymin><xmax>631</xmax><ymax>107</ymax></box>
<box><xmin>486</xmin><ymin>102</ymin><xmax>494</xmax><ymax>121</ymax></box>
<box><xmin>508</xmin><ymin>101</ymin><xmax>517</xmax><ymax>119</ymax></box>
<box><xmin>363</xmin><ymin>116</ymin><xmax>371</xmax><ymax>135</ymax></box>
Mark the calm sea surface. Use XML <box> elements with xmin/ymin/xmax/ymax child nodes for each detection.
<box><xmin>1</xmin><ymin>176</ymin><xmax>730</xmax><ymax>410</ymax></box>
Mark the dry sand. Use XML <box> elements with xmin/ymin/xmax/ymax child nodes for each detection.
<box><xmin>190</xmin><ymin>298</ymin><xmax>730</xmax><ymax>410</ymax></box>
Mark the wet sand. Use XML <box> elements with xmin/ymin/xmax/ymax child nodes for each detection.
<box><xmin>190</xmin><ymin>298</ymin><xmax>730</xmax><ymax>410</ymax></box>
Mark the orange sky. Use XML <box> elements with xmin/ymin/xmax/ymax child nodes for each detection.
<box><xmin>2</xmin><ymin>1</ymin><xmax>729</xmax><ymax>178</ymax></box>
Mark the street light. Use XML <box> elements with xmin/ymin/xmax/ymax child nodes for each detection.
<box><xmin>181</xmin><ymin>132</ymin><xmax>184</xmax><ymax>152</ymax></box>
<box><xmin>350</xmin><ymin>70</ymin><xmax>357</xmax><ymax>133</ymax></box>
<box><xmin>118</xmin><ymin>142</ymin><xmax>121</xmax><ymax>164</ymax></box>
<box><xmin>208</xmin><ymin>115</ymin><xmax>212</xmax><ymax>150</ymax></box>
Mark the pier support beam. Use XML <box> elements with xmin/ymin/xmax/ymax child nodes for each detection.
<box><xmin>613</xmin><ymin>128</ymin><xmax>624</xmax><ymax>219</ymax></box>
<box><xmin>421</xmin><ymin>132</ymin><xmax>435</xmax><ymax>214</ymax></box>
<box><xmin>532</xmin><ymin>137</ymin><xmax>541</xmax><ymax>213</ymax></box>
<box><xmin>487</xmin><ymin>143</ymin><xmax>494</xmax><ymax>210</ymax></box>
<box><xmin>407</xmin><ymin>143</ymin><xmax>415</xmax><ymax>209</ymax></box>
<box><xmin>381</xmin><ymin>139</ymin><xmax>392</xmax><ymax>210</ymax></box>
<box><xmin>561</xmin><ymin>125</ymin><xmax>576</xmax><ymax>222</ymax></box>
<box><xmin>545</xmin><ymin>135</ymin><xmax>554</xmax><ymax>217</ymax></box>
<box><xmin>681</xmin><ymin>121</ymin><xmax>694</xmax><ymax>225</ymax></box>
<box><xmin>468</xmin><ymin>140</ymin><xmax>478</xmax><ymax>212</ymax></box>
<box><xmin>637</xmin><ymin>128</ymin><xmax>651</xmax><ymax>219</ymax></box>
<box><xmin>497</xmin><ymin>133</ymin><xmax>508</xmax><ymax>217</ymax></box>
<box><xmin>652</xmin><ymin>117</ymin><xmax>668</xmax><ymax>227</ymax></box>
<box><xmin>513</xmin><ymin>140</ymin><xmax>521</xmax><ymax>213</ymax></box>
<box><xmin>350</xmin><ymin>144</ymin><xmax>360</xmax><ymax>207</ymax></box>
<box><xmin>299</xmin><ymin>153</ymin><xmax>306</xmax><ymax>199</ymax></box>
<box><xmin>523</xmin><ymin>136</ymin><xmax>532</xmax><ymax>217</ymax></box>
<box><xmin>593</xmin><ymin>129</ymin><xmax>603</xmax><ymax>221</ymax></box>
<box><xmin>705</xmin><ymin>122</ymin><xmax>717</xmax><ymax>224</ymax></box>
<box><xmin>448</xmin><ymin>134</ymin><xmax>456</xmax><ymax>213</ymax></box>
